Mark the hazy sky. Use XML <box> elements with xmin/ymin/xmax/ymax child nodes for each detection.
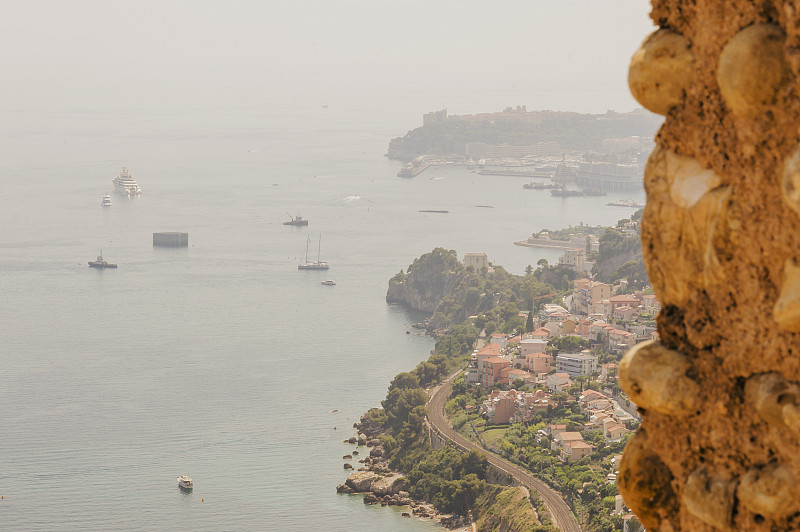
<box><xmin>1</xmin><ymin>1</ymin><xmax>655</xmax><ymax>113</ymax></box>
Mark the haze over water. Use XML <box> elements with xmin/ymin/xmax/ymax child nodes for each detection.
<box><xmin>0</xmin><ymin>2</ymin><xmax>656</xmax><ymax>530</ymax></box>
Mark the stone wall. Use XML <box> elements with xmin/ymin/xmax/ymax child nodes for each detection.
<box><xmin>619</xmin><ymin>2</ymin><xmax>800</xmax><ymax>530</ymax></box>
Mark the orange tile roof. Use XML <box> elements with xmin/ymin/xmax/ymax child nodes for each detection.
<box><xmin>477</xmin><ymin>343</ymin><xmax>502</xmax><ymax>356</ymax></box>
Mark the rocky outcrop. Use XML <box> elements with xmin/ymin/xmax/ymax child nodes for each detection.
<box><xmin>386</xmin><ymin>248</ymin><xmax>467</xmax><ymax>314</ymax></box>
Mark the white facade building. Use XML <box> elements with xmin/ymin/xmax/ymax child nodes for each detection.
<box><xmin>556</xmin><ymin>351</ymin><xmax>598</xmax><ymax>377</ymax></box>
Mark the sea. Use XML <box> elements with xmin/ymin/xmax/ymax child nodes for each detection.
<box><xmin>0</xmin><ymin>89</ymin><xmax>649</xmax><ymax>531</ymax></box>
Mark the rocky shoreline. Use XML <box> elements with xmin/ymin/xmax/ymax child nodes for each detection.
<box><xmin>336</xmin><ymin>414</ymin><xmax>471</xmax><ymax>529</ymax></box>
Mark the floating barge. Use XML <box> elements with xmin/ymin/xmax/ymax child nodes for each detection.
<box><xmin>153</xmin><ymin>232</ymin><xmax>189</xmax><ymax>248</ymax></box>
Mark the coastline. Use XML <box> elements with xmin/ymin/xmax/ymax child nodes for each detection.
<box><xmin>336</xmin><ymin>415</ymin><xmax>472</xmax><ymax>530</ymax></box>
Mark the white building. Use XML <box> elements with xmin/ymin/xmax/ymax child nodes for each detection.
<box><xmin>556</xmin><ymin>351</ymin><xmax>598</xmax><ymax>377</ymax></box>
<box><xmin>558</xmin><ymin>248</ymin><xmax>594</xmax><ymax>273</ymax></box>
<box><xmin>463</xmin><ymin>252</ymin><xmax>489</xmax><ymax>272</ymax></box>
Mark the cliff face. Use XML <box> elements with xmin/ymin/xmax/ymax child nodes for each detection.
<box><xmin>619</xmin><ymin>4</ymin><xmax>800</xmax><ymax>531</ymax></box>
<box><xmin>386</xmin><ymin>248</ymin><xmax>467</xmax><ymax>314</ymax></box>
<box><xmin>592</xmin><ymin>249</ymin><xmax>642</xmax><ymax>282</ymax></box>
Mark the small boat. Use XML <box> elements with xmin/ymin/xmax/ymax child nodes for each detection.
<box><xmin>607</xmin><ymin>198</ymin><xmax>645</xmax><ymax>208</ymax></box>
<box><xmin>177</xmin><ymin>476</ymin><xmax>193</xmax><ymax>490</ymax></box>
<box><xmin>88</xmin><ymin>252</ymin><xmax>117</xmax><ymax>269</ymax></box>
<box><xmin>101</xmin><ymin>193</ymin><xmax>112</xmax><ymax>207</ymax></box>
<box><xmin>283</xmin><ymin>213</ymin><xmax>309</xmax><ymax>226</ymax></box>
<box><xmin>321</xmin><ymin>280</ymin><xmax>336</xmax><ymax>286</ymax></box>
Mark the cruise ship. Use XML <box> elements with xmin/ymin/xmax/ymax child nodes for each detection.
<box><xmin>113</xmin><ymin>167</ymin><xmax>142</xmax><ymax>196</ymax></box>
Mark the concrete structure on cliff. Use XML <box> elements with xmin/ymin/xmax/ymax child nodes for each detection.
<box><xmin>618</xmin><ymin>3</ymin><xmax>800</xmax><ymax>530</ymax></box>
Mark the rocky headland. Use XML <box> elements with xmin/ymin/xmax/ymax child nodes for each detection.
<box><xmin>336</xmin><ymin>415</ymin><xmax>470</xmax><ymax>528</ymax></box>
<box><xmin>387</xmin><ymin>108</ymin><xmax>662</xmax><ymax>163</ymax></box>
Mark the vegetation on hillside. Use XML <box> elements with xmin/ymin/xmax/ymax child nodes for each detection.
<box><xmin>591</xmin><ymin>210</ymin><xmax>647</xmax><ymax>289</ymax></box>
<box><xmin>369</xmin><ymin>230</ymin><xmax>650</xmax><ymax>530</ymax></box>
<box><xmin>389</xmin><ymin>248</ymin><xmax>561</xmax><ymax>334</ymax></box>
<box><xmin>367</xmin><ymin>249</ymin><xmax>565</xmax><ymax>529</ymax></box>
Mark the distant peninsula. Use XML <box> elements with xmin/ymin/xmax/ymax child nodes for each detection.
<box><xmin>387</xmin><ymin>107</ymin><xmax>663</xmax><ymax>163</ymax></box>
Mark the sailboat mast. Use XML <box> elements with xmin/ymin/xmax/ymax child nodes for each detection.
<box><xmin>317</xmin><ymin>235</ymin><xmax>321</xmax><ymax>263</ymax></box>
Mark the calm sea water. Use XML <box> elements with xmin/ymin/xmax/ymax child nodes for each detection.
<box><xmin>0</xmin><ymin>94</ymin><xmax>647</xmax><ymax>531</ymax></box>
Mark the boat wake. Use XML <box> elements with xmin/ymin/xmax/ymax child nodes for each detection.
<box><xmin>342</xmin><ymin>195</ymin><xmax>374</xmax><ymax>203</ymax></box>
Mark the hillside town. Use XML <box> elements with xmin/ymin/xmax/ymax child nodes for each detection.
<box><xmin>453</xmin><ymin>249</ymin><xmax>653</xmax><ymax>531</ymax></box>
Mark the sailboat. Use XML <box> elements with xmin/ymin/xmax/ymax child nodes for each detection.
<box><xmin>298</xmin><ymin>235</ymin><xmax>329</xmax><ymax>270</ymax></box>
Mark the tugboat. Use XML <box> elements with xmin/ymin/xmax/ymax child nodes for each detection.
<box><xmin>88</xmin><ymin>251</ymin><xmax>117</xmax><ymax>269</ymax></box>
<box><xmin>283</xmin><ymin>213</ymin><xmax>309</xmax><ymax>226</ymax></box>
<box><xmin>177</xmin><ymin>476</ymin><xmax>193</xmax><ymax>490</ymax></box>
<box><xmin>101</xmin><ymin>193</ymin><xmax>112</xmax><ymax>207</ymax></box>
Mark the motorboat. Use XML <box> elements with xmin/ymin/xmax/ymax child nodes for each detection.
<box><xmin>321</xmin><ymin>280</ymin><xmax>336</xmax><ymax>286</ymax></box>
<box><xmin>101</xmin><ymin>193</ymin><xmax>112</xmax><ymax>207</ymax></box>
<box><xmin>177</xmin><ymin>476</ymin><xmax>193</xmax><ymax>490</ymax></box>
<box><xmin>607</xmin><ymin>198</ymin><xmax>645</xmax><ymax>208</ymax></box>
<box><xmin>88</xmin><ymin>252</ymin><xmax>117</xmax><ymax>269</ymax></box>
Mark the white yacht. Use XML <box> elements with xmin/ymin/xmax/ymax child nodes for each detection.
<box><xmin>298</xmin><ymin>235</ymin><xmax>329</xmax><ymax>270</ymax></box>
<box><xmin>177</xmin><ymin>476</ymin><xmax>193</xmax><ymax>490</ymax></box>
<box><xmin>101</xmin><ymin>193</ymin><xmax>112</xmax><ymax>207</ymax></box>
<box><xmin>113</xmin><ymin>167</ymin><xmax>142</xmax><ymax>196</ymax></box>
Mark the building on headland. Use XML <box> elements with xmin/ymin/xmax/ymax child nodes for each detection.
<box><xmin>463</xmin><ymin>252</ymin><xmax>489</xmax><ymax>272</ymax></box>
<box><xmin>558</xmin><ymin>248</ymin><xmax>594</xmax><ymax>274</ymax></box>
<box><xmin>574</xmin><ymin>161</ymin><xmax>643</xmax><ymax>192</ymax></box>
<box><xmin>465</xmin><ymin>141</ymin><xmax>562</xmax><ymax>159</ymax></box>
<box><xmin>423</xmin><ymin>109</ymin><xmax>447</xmax><ymax>126</ymax></box>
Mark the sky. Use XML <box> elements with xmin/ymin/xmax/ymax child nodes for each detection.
<box><xmin>0</xmin><ymin>1</ymin><xmax>655</xmax><ymax>114</ymax></box>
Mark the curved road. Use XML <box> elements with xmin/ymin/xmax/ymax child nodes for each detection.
<box><xmin>427</xmin><ymin>370</ymin><xmax>582</xmax><ymax>532</ymax></box>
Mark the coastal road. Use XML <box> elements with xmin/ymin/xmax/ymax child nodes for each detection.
<box><xmin>427</xmin><ymin>371</ymin><xmax>583</xmax><ymax>532</ymax></box>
